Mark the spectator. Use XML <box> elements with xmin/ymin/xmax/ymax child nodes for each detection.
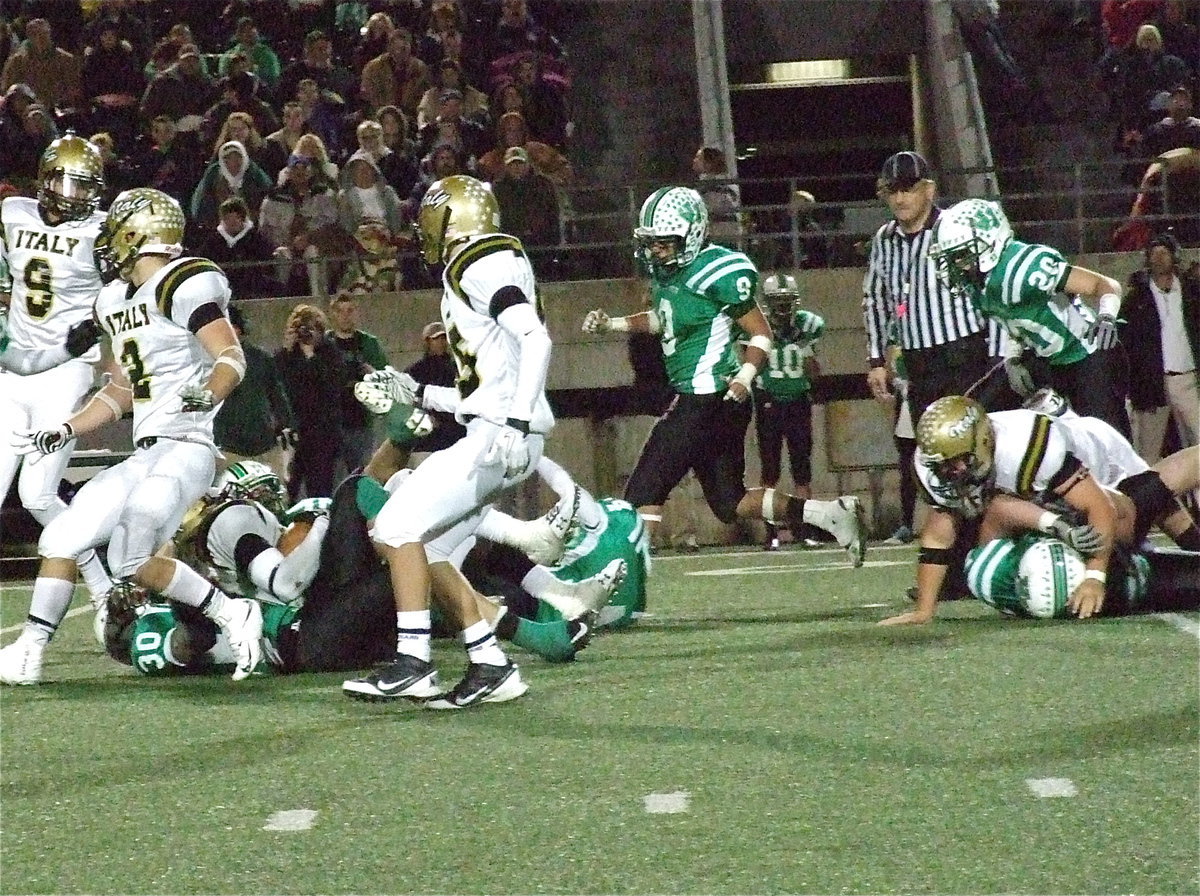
<box><xmin>417</xmin><ymin>58</ymin><xmax>489</xmax><ymax>131</ymax></box>
<box><xmin>1143</xmin><ymin>83</ymin><xmax>1200</xmax><ymax>159</ymax></box>
<box><xmin>277</xmin><ymin>29</ymin><xmax>356</xmax><ymax>107</ymax></box>
<box><xmin>1155</xmin><ymin>0</ymin><xmax>1199</xmax><ymax>74</ymax></box>
<box><xmin>1120</xmin><ymin>231</ymin><xmax>1200</xmax><ymax>460</ymax></box>
<box><xmin>360</xmin><ymin>26</ymin><xmax>429</xmax><ymax>118</ymax></box>
<box><xmin>262</xmin><ymin>100</ymin><xmax>306</xmax><ymax>180</ymax></box>
<box><xmin>292</xmin><ymin>77</ymin><xmax>345</xmax><ymax>160</ymax></box>
<box><xmin>86</xmin><ymin>132</ymin><xmax>127</xmax><ymax>206</ymax></box>
<box><xmin>189</xmin><ymin>139</ymin><xmax>273</xmax><ymax>235</ymax></box>
<box><xmin>0</xmin><ymin>84</ymin><xmax>52</xmax><ymax>187</ymax></box>
<box><xmin>377</xmin><ymin>103</ymin><xmax>418</xmax><ymax>161</ymax></box>
<box><xmin>196</xmin><ymin>196</ymin><xmax>279</xmax><ymax>300</ymax></box>
<box><xmin>79</xmin><ymin>20</ymin><xmax>143</xmax><ymax>148</ymax></box>
<box><xmin>511</xmin><ymin>52</ymin><xmax>570</xmax><ymax>149</ymax></box>
<box><xmin>336</xmin><ymin>151</ymin><xmax>405</xmax><ymax>293</ymax></box>
<box><xmin>217</xmin><ymin>16</ymin><xmax>282</xmax><ymax>98</ymax></box>
<box><xmin>405</xmin><ymin>320</ymin><xmax>467</xmax><ymax>451</ymax></box>
<box><xmin>476</xmin><ymin>110</ymin><xmax>571</xmax><ymax>187</ymax></box>
<box><xmin>352</xmin><ymin>11</ymin><xmax>396</xmax><ymax>73</ymax></box>
<box><xmin>139</xmin><ymin>43</ymin><xmax>215</xmax><ymax>136</ymax></box>
<box><xmin>416</xmin><ymin>88</ymin><xmax>487</xmax><ymax>160</ymax></box>
<box><xmin>83</xmin><ymin>4</ymin><xmax>149</xmax><ymax>62</ymax></box>
<box><xmin>491</xmin><ymin>80</ymin><xmax>526</xmax><ymax>120</ymax></box>
<box><xmin>1</xmin><ymin>18</ymin><xmax>83</xmax><ymax>114</ymax></box>
<box><xmin>6</xmin><ymin>101</ymin><xmax>59</xmax><ymax>192</ymax></box>
<box><xmin>200</xmin><ymin>71</ymin><xmax>280</xmax><ymax>152</ymax></box>
<box><xmin>215</xmin><ymin>303</ymin><xmax>297</xmax><ymax>483</ymax></box>
<box><xmin>1112</xmin><ymin>24</ymin><xmax>1191</xmax><ymax>152</ymax></box>
<box><xmin>290</xmin><ymin>131</ymin><xmax>340</xmax><ymax>182</ymax></box>
<box><xmin>487</xmin><ymin>0</ymin><xmax>564</xmax><ymax>63</ymax></box>
<box><xmin>326</xmin><ymin>292</ymin><xmax>389</xmax><ymax>478</ymax></box>
<box><xmin>274</xmin><ymin>303</ymin><xmax>346</xmax><ymax>500</ymax></box>
<box><xmin>1097</xmin><ymin>0</ymin><xmax>1164</xmax><ymax>90</ymax></box>
<box><xmin>490</xmin><ymin>145</ymin><xmax>559</xmax><ymax>258</ymax></box>
<box><xmin>211</xmin><ymin>110</ymin><xmax>274</xmax><ymax>174</ymax></box>
<box><xmin>415</xmin><ymin>0</ymin><xmax>468</xmax><ymax>67</ymax></box>
<box><xmin>404</xmin><ymin>140</ymin><xmax>466</xmax><ymax>220</ymax></box>
<box><xmin>355</xmin><ymin>117</ymin><xmax>419</xmax><ymax>199</ymax></box>
<box><xmin>692</xmin><ymin>145</ymin><xmax>743</xmax><ymax>249</ymax></box>
<box><xmin>260</xmin><ymin>148</ymin><xmax>341</xmax><ymax>297</ymax></box>
<box><xmin>128</xmin><ymin>115</ymin><xmax>204</xmax><ymax>208</ymax></box>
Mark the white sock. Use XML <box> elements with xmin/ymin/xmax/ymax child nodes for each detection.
<box><xmin>396</xmin><ymin>610</ymin><xmax>431</xmax><ymax>662</ymax></box>
<box><xmin>25</xmin><ymin>576</ymin><xmax>77</xmax><ymax>643</ymax></box>
<box><xmin>519</xmin><ymin>565</ymin><xmax>560</xmax><ymax>598</ymax></box>
<box><xmin>462</xmin><ymin>619</ymin><xmax>506</xmax><ymax>666</ymax></box>
<box><xmin>802</xmin><ymin>499</ymin><xmax>835</xmax><ymax>533</ymax></box>
<box><xmin>161</xmin><ymin>559</ymin><xmax>220</xmax><ymax>610</ymax></box>
<box><xmin>76</xmin><ymin>550</ymin><xmax>112</xmax><ymax>600</ymax></box>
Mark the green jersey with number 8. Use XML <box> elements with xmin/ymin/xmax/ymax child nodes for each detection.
<box><xmin>651</xmin><ymin>243</ymin><xmax>759</xmax><ymax>395</ymax></box>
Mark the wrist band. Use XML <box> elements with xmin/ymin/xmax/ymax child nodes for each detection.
<box><xmin>608</xmin><ymin>315</ymin><xmax>630</xmax><ymax>333</ymax></box>
<box><xmin>1037</xmin><ymin>511</ymin><xmax>1059</xmax><ymax>534</ymax></box>
<box><xmin>730</xmin><ymin>361</ymin><xmax>757</xmax><ymax>391</ymax></box>
<box><xmin>1084</xmin><ymin>569</ymin><xmax>1107</xmax><ymax>584</ymax></box>
<box><xmin>1098</xmin><ymin>292</ymin><xmax>1120</xmax><ymax>318</ymax></box>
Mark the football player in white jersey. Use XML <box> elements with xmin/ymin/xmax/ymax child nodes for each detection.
<box><xmin>0</xmin><ymin>188</ymin><xmax>263</xmax><ymax>685</ymax></box>
<box><xmin>0</xmin><ymin>134</ymin><xmax>113</xmax><ymax>604</ymax></box>
<box><xmin>341</xmin><ymin>174</ymin><xmax>553</xmax><ymax>708</ymax></box>
<box><xmin>880</xmin><ymin>395</ymin><xmax>1200</xmax><ymax>626</ymax></box>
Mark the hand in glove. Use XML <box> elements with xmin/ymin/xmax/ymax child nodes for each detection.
<box><xmin>581</xmin><ymin>309</ymin><xmax>612</xmax><ymax>333</ymax></box>
<box><xmin>793</xmin><ymin>309</ymin><xmax>824</xmax><ymax>345</ymax></box>
<box><xmin>362</xmin><ymin>366</ymin><xmax>418</xmax><ymax>405</ymax></box>
<box><xmin>65</xmin><ymin>318</ymin><xmax>102</xmax><ymax>357</ymax></box>
<box><xmin>13</xmin><ymin>423</ymin><xmax>74</xmax><ymax>456</ymax></box>
<box><xmin>1048</xmin><ymin>516</ymin><xmax>1105</xmax><ymax>555</ymax></box>
<box><xmin>483</xmin><ymin>420</ymin><xmax>533</xmax><ymax>478</ymax></box>
<box><xmin>179</xmin><ymin>382</ymin><xmax>215</xmax><ymax>412</ymax></box>
<box><xmin>1004</xmin><ymin>357</ymin><xmax>1036</xmax><ymax>397</ymax></box>
<box><xmin>1084</xmin><ymin>313</ymin><xmax>1119</xmax><ymax>350</ymax></box>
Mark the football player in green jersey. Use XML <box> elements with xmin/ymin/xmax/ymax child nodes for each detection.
<box><xmin>582</xmin><ymin>186</ymin><xmax>867</xmax><ymax>566</ymax></box>
<box><xmin>753</xmin><ymin>272</ymin><xmax>824</xmax><ymax>550</ymax></box>
<box><xmin>928</xmin><ymin>198</ymin><xmax>1131</xmax><ymax>436</ymax></box>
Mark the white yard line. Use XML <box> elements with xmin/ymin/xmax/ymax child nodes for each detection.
<box><xmin>1</xmin><ymin>603</ymin><xmax>91</xmax><ymax>637</ymax></box>
<box><xmin>1152</xmin><ymin>612</ymin><xmax>1200</xmax><ymax>639</ymax></box>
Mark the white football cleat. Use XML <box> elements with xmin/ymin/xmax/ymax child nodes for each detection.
<box><xmin>0</xmin><ymin>636</ymin><xmax>45</xmax><ymax>686</ymax></box>
<box><xmin>512</xmin><ymin>485</ymin><xmax>582</xmax><ymax>566</ymax></box>
<box><xmin>538</xmin><ymin>558</ymin><xmax>627</xmax><ymax>619</ymax></box>
<box><xmin>92</xmin><ymin>601</ymin><xmax>109</xmax><ymax>647</ymax></box>
<box><xmin>828</xmin><ymin>496</ymin><xmax>867</xmax><ymax>568</ymax></box>
<box><xmin>213</xmin><ymin>597</ymin><xmax>263</xmax><ymax>681</ymax></box>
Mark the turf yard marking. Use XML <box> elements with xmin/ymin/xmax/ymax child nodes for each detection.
<box><xmin>687</xmin><ymin>559</ymin><xmax>908</xmax><ymax>576</ymax></box>
<box><xmin>1025</xmin><ymin>778</ymin><xmax>1078</xmax><ymax>798</ymax></box>
<box><xmin>643</xmin><ymin>791</ymin><xmax>690</xmax><ymax>814</ymax></box>
<box><xmin>1153</xmin><ymin>613</ymin><xmax>1200</xmax><ymax>639</ymax></box>
<box><xmin>0</xmin><ymin>604</ymin><xmax>91</xmax><ymax>636</ymax></box>
<box><xmin>263</xmin><ymin>809</ymin><xmax>318</xmax><ymax>831</ymax></box>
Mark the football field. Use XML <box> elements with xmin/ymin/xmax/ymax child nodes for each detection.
<box><xmin>2</xmin><ymin>542</ymin><xmax>1198</xmax><ymax>895</ymax></box>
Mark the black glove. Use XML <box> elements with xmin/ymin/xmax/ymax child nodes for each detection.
<box><xmin>65</xmin><ymin>319</ymin><xmax>102</xmax><ymax>358</ymax></box>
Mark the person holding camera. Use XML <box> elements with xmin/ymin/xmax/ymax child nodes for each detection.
<box><xmin>274</xmin><ymin>304</ymin><xmax>351</xmax><ymax>500</ymax></box>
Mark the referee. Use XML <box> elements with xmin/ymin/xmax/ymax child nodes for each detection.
<box><xmin>862</xmin><ymin>151</ymin><xmax>1010</xmax><ymax>418</ymax></box>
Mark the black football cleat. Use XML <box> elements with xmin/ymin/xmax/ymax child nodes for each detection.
<box><xmin>424</xmin><ymin>661</ymin><xmax>528</xmax><ymax>709</ymax></box>
<box><xmin>342</xmin><ymin>653</ymin><xmax>441</xmax><ymax>702</ymax></box>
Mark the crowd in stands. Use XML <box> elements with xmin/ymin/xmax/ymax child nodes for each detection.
<box><xmin>0</xmin><ymin>0</ymin><xmax>576</xmax><ymax>295</ymax></box>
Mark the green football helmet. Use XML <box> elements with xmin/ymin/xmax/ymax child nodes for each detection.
<box><xmin>93</xmin><ymin>188</ymin><xmax>185</xmax><ymax>283</ymax></box>
<box><xmin>217</xmin><ymin>460</ymin><xmax>288</xmax><ymax>520</ymax></box>
<box><xmin>634</xmin><ymin>186</ymin><xmax>708</xmax><ymax>277</ymax></box>
<box><xmin>37</xmin><ymin>132</ymin><xmax>105</xmax><ymax>221</ymax></box>
<box><xmin>928</xmin><ymin>199</ymin><xmax>1012</xmax><ymax>292</ymax></box>
<box><xmin>416</xmin><ymin>174</ymin><xmax>501</xmax><ymax>265</ymax></box>
<box><xmin>915</xmin><ymin>395</ymin><xmax>996</xmax><ymax>517</ymax></box>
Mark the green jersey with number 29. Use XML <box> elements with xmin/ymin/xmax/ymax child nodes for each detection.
<box><xmin>651</xmin><ymin>243</ymin><xmax>759</xmax><ymax>394</ymax></box>
<box><xmin>972</xmin><ymin>240</ymin><xmax>1100</xmax><ymax>366</ymax></box>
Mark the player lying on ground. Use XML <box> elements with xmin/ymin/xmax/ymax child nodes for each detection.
<box><xmin>880</xmin><ymin>394</ymin><xmax>1200</xmax><ymax>626</ymax></box>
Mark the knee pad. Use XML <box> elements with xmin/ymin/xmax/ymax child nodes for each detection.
<box><xmin>1118</xmin><ymin>470</ymin><xmax>1174</xmax><ymax>542</ymax></box>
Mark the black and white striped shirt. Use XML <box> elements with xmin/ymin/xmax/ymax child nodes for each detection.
<box><xmin>862</xmin><ymin>211</ymin><xmax>1001</xmax><ymax>362</ymax></box>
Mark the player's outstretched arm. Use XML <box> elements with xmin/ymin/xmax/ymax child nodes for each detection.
<box><xmin>879</xmin><ymin>508</ymin><xmax>959</xmax><ymax>626</ymax></box>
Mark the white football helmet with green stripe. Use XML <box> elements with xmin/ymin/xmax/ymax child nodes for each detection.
<box><xmin>928</xmin><ymin>198</ymin><xmax>1012</xmax><ymax>291</ymax></box>
<box><xmin>635</xmin><ymin>186</ymin><xmax>708</xmax><ymax>276</ymax></box>
<box><xmin>218</xmin><ymin>460</ymin><xmax>288</xmax><ymax>520</ymax></box>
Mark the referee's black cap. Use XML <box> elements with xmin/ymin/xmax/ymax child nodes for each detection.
<box><xmin>879</xmin><ymin>151</ymin><xmax>933</xmax><ymax>191</ymax></box>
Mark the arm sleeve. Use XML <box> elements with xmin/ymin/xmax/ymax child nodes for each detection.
<box><xmin>245</xmin><ymin>514</ymin><xmax>329</xmax><ymax>603</ymax></box>
<box><xmin>495</xmin><ymin>299</ymin><xmax>551</xmax><ymax>423</ymax></box>
<box><xmin>862</xmin><ymin>228</ymin><xmax>891</xmax><ymax>362</ymax></box>
<box><xmin>0</xmin><ymin>343</ymin><xmax>73</xmax><ymax>375</ymax></box>
<box><xmin>421</xmin><ymin>384</ymin><xmax>461</xmax><ymax>413</ymax></box>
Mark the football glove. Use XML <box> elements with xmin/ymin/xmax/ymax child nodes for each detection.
<box><xmin>581</xmin><ymin>309</ymin><xmax>612</xmax><ymax>333</ymax></box>
<box><xmin>1048</xmin><ymin>517</ymin><xmax>1105</xmax><ymax>556</ymax></box>
<box><xmin>484</xmin><ymin>421</ymin><xmax>533</xmax><ymax>478</ymax></box>
<box><xmin>65</xmin><ymin>318</ymin><xmax>102</xmax><ymax>358</ymax></box>
<box><xmin>794</xmin><ymin>309</ymin><xmax>823</xmax><ymax>342</ymax></box>
<box><xmin>179</xmin><ymin>383</ymin><xmax>215</xmax><ymax>412</ymax></box>
<box><xmin>360</xmin><ymin>366</ymin><xmax>418</xmax><ymax>408</ymax></box>
<box><xmin>13</xmin><ymin>423</ymin><xmax>74</xmax><ymax>456</ymax></box>
<box><xmin>1003</xmin><ymin>357</ymin><xmax>1036</xmax><ymax>397</ymax></box>
<box><xmin>1084</xmin><ymin>313</ymin><xmax>1119</xmax><ymax>351</ymax></box>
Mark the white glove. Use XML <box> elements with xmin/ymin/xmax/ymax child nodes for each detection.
<box><xmin>364</xmin><ymin>366</ymin><xmax>418</xmax><ymax>403</ymax></box>
<box><xmin>13</xmin><ymin>423</ymin><xmax>74</xmax><ymax>456</ymax></box>
<box><xmin>582</xmin><ymin>309</ymin><xmax>612</xmax><ymax>333</ymax></box>
<box><xmin>1004</xmin><ymin>357</ymin><xmax>1036</xmax><ymax>397</ymax></box>
<box><xmin>354</xmin><ymin>380</ymin><xmax>397</xmax><ymax>415</ymax></box>
<box><xmin>484</xmin><ymin>422</ymin><xmax>533</xmax><ymax>478</ymax></box>
<box><xmin>1048</xmin><ymin>517</ymin><xmax>1105</xmax><ymax>555</ymax></box>
<box><xmin>1084</xmin><ymin>313</ymin><xmax>1119</xmax><ymax>350</ymax></box>
<box><xmin>179</xmin><ymin>382</ymin><xmax>215</xmax><ymax>412</ymax></box>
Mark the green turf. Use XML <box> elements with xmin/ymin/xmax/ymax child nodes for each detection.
<box><xmin>1</xmin><ymin>544</ymin><xmax>1197</xmax><ymax>895</ymax></box>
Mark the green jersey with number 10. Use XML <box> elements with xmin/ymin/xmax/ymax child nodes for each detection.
<box><xmin>651</xmin><ymin>244</ymin><xmax>759</xmax><ymax>394</ymax></box>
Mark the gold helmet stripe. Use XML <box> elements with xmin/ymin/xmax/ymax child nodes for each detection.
<box><xmin>1015</xmin><ymin>413</ymin><xmax>1052</xmax><ymax>495</ymax></box>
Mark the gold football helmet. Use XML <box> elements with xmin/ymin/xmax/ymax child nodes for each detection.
<box><xmin>915</xmin><ymin>395</ymin><xmax>996</xmax><ymax>516</ymax></box>
<box><xmin>38</xmin><ymin>133</ymin><xmax>105</xmax><ymax>221</ymax></box>
<box><xmin>94</xmin><ymin>188</ymin><xmax>185</xmax><ymax>283</ymax></box>
<box><xmin>416</xmin><ymin>174</ymin><xmax>501</xmax><ymax>265</ymax></box>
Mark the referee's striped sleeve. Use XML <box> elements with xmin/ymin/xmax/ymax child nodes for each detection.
<box><xmin>862</xmin><ymin>225</ymin><xmax>893</xmax><ymax>361</ymax></box>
